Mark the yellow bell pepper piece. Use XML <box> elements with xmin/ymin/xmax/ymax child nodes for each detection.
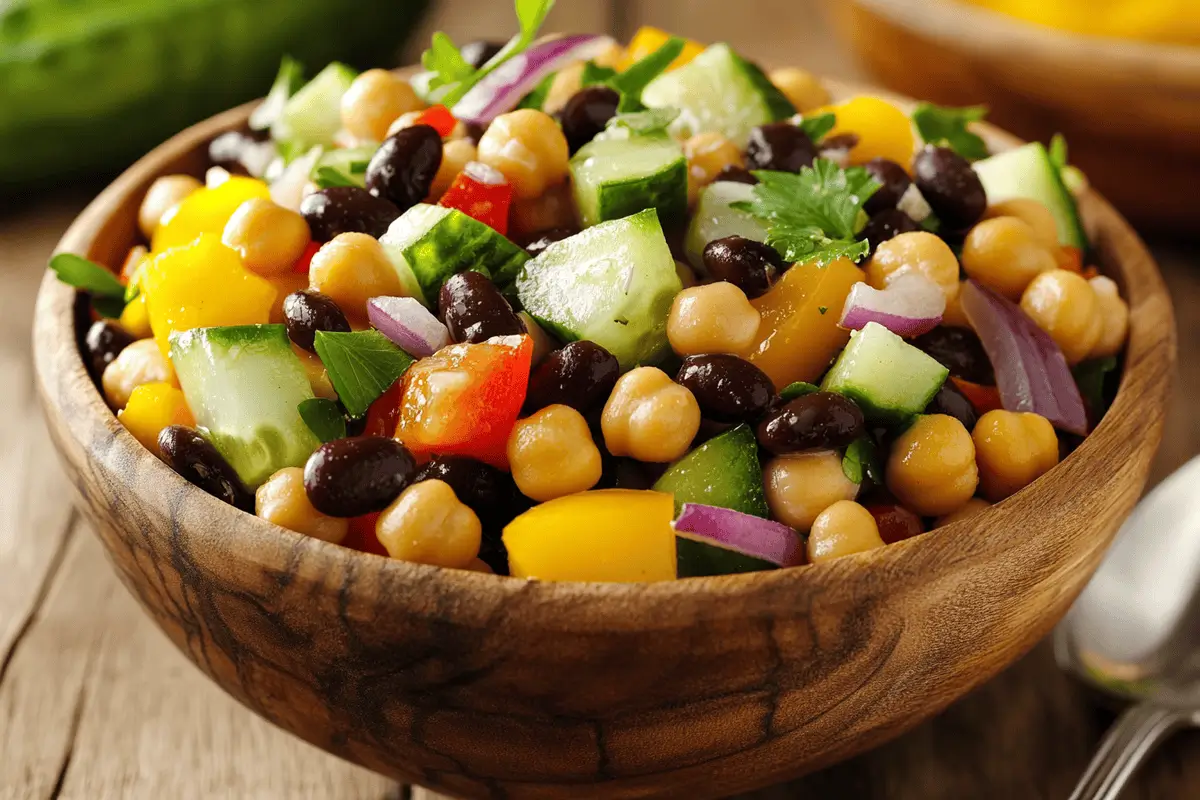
<box><xmin>747</xmin><ymin>257</ymin><xmax>864</xmax><ymax>389</ymax></box>
<box><xmin>622</xmin><ymin>26</ymin><xmax>705</xmax><ymax>72</ymax></box>
<box><xmin>118</xmin><ymin>293</ymin><xmax>152</xmax><ymax>339</ymax></box>
<box><xmin>118</xmin><ymin>382</ymin><xmax>195</xmax><ymax>456</ymax></box>
<box><xmin>141</xmin><ymin>233</ymin><xmax>277</xmax><ymax>355</ymax></box>
<box><xmin>503</xmin><ymin>489</ymin><xmax>677</xmax><ymax>582</ymax></box>
<box><xmin>812</xmin><ymin>96</ymin><xmax>915</xmax><ymax>168</ymax></box>
<box><xmin>151</xmin><ymin>176</ymin><xmax>270</xmax><ymax>254</ymax></box>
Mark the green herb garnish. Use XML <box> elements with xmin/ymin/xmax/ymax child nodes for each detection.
<box><xmin>912</xmin><ymin>103</ymin><xmax>989</xmax><ymax>161</ymax></box>
<box><xmin>298</xmin><ymin>398</ymin><xmax>347</xmax><ymax>443</ymax></box>
<box><xmin>818</xmin><ymin>306</ymin><xmax>828</xmax><ymax>315</ymax></box>
<box><xmin>610</xmin><ymin>37</ymin><xmax>684</xmax><ymax>112</ymax></box>
<box><xmin>842</xmin><ymin>437</ymin><xmax>881</xmax><ymax>485</ymax></box>
<box><xmin>607</xmin><ymin>107</ymin><xmax>680</xmax><ymax>136</ymax></box>
<box><xmin>580</xmin><ymin>61</ymin><xmax>618</xmax><ymax>87</ymax></box>
<box><xmin>348</xmin><ymin>160</ymin><xmax>371</xmax><ymax>174</ymax></box>
<box><xmin>797</xmin><ymin>112</ymin><xmax>836</xmax><ymax>145</ymax></box>
<box><xmin>516</xmin><ymin>71</ymin><xmax>556</xmax><ymax>110</ymax></box>
<box><xmin>48</xmin><ymin>253</ymin><xmax>127</xmax><ymax>318</ymax></box>
<box><xmin>732</xmin><ymin>159</ymin><xmax>880</xmax><ymax>266</ymax></box>
<box><xmin>313</xmin><ymin>329</ymin><xmax>415</xmax><ymax>418</ymax></box>
<box><xmin>778</xmin><ymin>381</ymin><xmax>820</xmax><ymax>402</ymax></box>
<box><xmin>1049</xmin><ymin>133</ymin><xmax>1069</xmax><ymax>170</ymax></box>
<box><xmin>313</xmin><ymin>166</ymin><xmax>357</xmax><ymax>189</ymax></box>
<box><xmin>1073</xmin><ymin>356</ymin><xmax>1118</xmax><ymax>426</ymax></box>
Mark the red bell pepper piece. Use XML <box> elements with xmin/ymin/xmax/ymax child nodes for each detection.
<box><xmin>396</xmin><ymin>334</ymin><xmax>533</xmax><ymax>469</ymax></box>
<box><xmin>951</xmin><ymin>377</ymin><xmax>1003</xmax><ymax>415</ymax></box>
<box><xmin>415</xmin><ymin>105</ymin><xmax>458</xmax><ymax>138</ymax></box>
<box><xmin>291</xmin><ymin>241</ymin><xmax>322</xmax><ymax>275</ymax></box>
<box><xmin>343</xmin><ymin>512</ymin><xmax>388</xmax><ymax>556</ymax></box>
<box><xmin>363</xmin><ymin>378</ymin><xmax>405</xmax><ymax>438</ymax></box>
<box><xmin>438</xmin><ymin>162</ymin><xmax>513</xmax><ymax>235</ymax></box>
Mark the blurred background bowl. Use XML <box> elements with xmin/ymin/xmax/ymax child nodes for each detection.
<box><xmin>827</xmin><ymin>0</ymin><xmax>1200</xmax><ymax>234</ymax></box>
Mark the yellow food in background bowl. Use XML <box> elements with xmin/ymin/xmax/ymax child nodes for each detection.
<box><xmin>963</xmin><ymin>0</ymin><xmax>1200</xmax><ymax>45</ymax></box>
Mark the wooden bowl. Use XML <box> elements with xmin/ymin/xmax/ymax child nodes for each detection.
<box><xmin>827</xmin><ymin>0</ymin><xmax>1200</xmax><ymax>234</ymax></box>
<box><xmin>33</xmin><ymin>79</ymin><xmax>1175</xmax><ymax>799</ymax></box>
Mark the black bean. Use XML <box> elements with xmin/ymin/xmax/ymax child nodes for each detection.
<box><xmin>713</xmin><ymin>165</ymin><xmax>758</xmax><ymax>185</ymax></box>
<box><xmin>523</xmin><ymin>227</ymin><xmax>577</xmax><ymax>257</ymax></box>
<box><xmin>525</xmin><ymin>340</ymin><xmax>621</xmax><ymax>413</ymax></box>
<box><xmin>756</xmin><ymin>391</ymin><xmax>865</xmax><ymax>455</ymax></box>
<box><xmin>911</xmin><ymin>326</ymin><xmax>995</xmax><ymax>385</ymax></box>
<box><xmin>413</xmin><ymin>455</ymin><xmax>516</xmax><ymax>529</ymax></box>
<box><xmin>820</xmin><ymin>133</ymin><xmax>860</xmax><ymax>153</ymax></box>
<box><xmin>925</xmin><ymin>381</ymin><xmax>978</xmax><ymax>431</ymax></box>
<box><xmin>460</xmin><ymin>40</ymin><xmax>505</xmax><ymax>70</ymax></box>
<box><xmin>158</xmin><ymin>426</ymin><xmax>254</xmax><ymax>511</ymax></box>
<box><xmin>438</xmin><ymin>271</ymin><xmax>523</xmax><ymax>344</ymax></box>
<box><xmin>303</xmin><ymin>437</ymin><xmax>416</xmax><ymax>518</ymax></box>
<box><xmin>745</xmin><ymin>122</ymin><xmax>817</xmax><ymax>173</ymax></box>
<box><xmin>300</xmin><ymin>186</ymin><xmax>401</xmax><ymax>241</ymax></box>
<box><xmin>912</xmin><ymin>145</ymin><xmax>987</xmax><ymax>232</ymax></box>
<box><xmin>84</xmin><ymin>320</ymin><xmax>134</xmax><ymax>380</ymax></box>
<box><xmin>282</xmin><ymin>290</ymin><xmax>352</xmax><ymax>352</ymax></box>
<box><xmin>859</xmin><ymin>208</ymin><xmax>920</xmax><ymax>256</ymax></box>
<box><xmin>675</xmin><ymin>354</ymin><xmax>774</xmax><ymax>423</ymax></box>
<box><xmin>560</xmin><ymin>85</ymin><xmax>621</xmax><ymax>154</ymax></box>
<box><xmin>702</xmin><ymin>235</ymin><xmax>783</xmax><ymax>299</ymax></box>
<box><xmin>862</xmin><ymin>157</ymin><xmax>913</xmax><ymax>214</ymax></box>
<box><xmin>464</xmin><ymin>121</ymin><xmax>488</xmax><ymax>145</ymax></box>
<box><xmin>365</xmin><ymin>125</ymin><xmax>443</xmax><ymax>212</ymax></box>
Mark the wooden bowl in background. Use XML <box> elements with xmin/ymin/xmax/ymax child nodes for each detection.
<box><xmin>828</xmin><ymin>0</ymin><xmax>1200</xmax><ymax>234</ymax></box>
<box><xmin>32</xmin><ymin>80</ymin><xmax>1174</xmax><ymax>799</ymax></box>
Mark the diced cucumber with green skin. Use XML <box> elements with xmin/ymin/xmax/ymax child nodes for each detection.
<box><xmin>684</xmin><ymin>181</ymin><xmax>768</xmax><ymax>271</ymax></box>
<box><xmin>516</xmin><ymin>209</ymin><xmax>682</xmax><ymax>371</ymax></box>
<box><xmin>973</xmin><ymin>142</ymin><xmax>1088</xmax><ymax>250</ymax></box>
<box><xmin>570</xmin><ymin>133</ymin><xmax>687</xmax><ymax>228</ymax></box>
<box><xmin>379</xmin><ymin>204</ymin><xmax>529</xmax><ymax>306</ymax></box>
<box><xmin>821</xmin><ymin>322</ymin><xmax>949</xmax><ymax>425</ymax></box>
<box><xmin>170</xmin><ymin>325</ymin><xmax>320</xmax><ymax>489</ymax></box>
<box><xmin>250</xmin><ymin>56</ymin><xmax>305</xmax><ymax>132</ymax></box>
<box><xmin>314</xmin><ymin>144</ymin><xmax>379</xmax><ymax>187</ymax></box>
<box><xmin>271</xmin><ymin>62</ymin><xmax>358</xmax><ymax>156</ymax></box>
<box><xmin>641</xmin><ymin>43</ymin><xmax>796</xmax><ymax>146</ymax></box>
<box><xmin>653</xmin><ymin>425</ymin><xmax>775</xmax><ymax>577</ymax></box>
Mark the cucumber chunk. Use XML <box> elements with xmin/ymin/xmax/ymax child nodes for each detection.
<box><xmin>516</xmin><ymin>209</ymin><xmax>682</xmax><ymax>371</ymax></box>
<box><xmin>271</xmin><ymin>62</ymin><xmax>358</xmax><ymax>157</ymax></box>
<box><xmin>570</xmin><ymin>132</ymin><xmax>686</xmax><ymax>228</ymax></box>
<box><xmin>379</xmin><ymin>203</ymin><xmax>529</xmax><ymax>306</ymax></box>
<box><xmin>684</xmin><ymin>180</ymin><xmax>768</xmax><ymax>271</ymax></box>
<box><xmin>314</xmin><ymin>144</ymin><xmax>379</xmax><ymax>187</ymax></box>
<box><xmin>641</xmin><ymin>43</ymin><xmax>795</xmax><ymax>146</ymax></box>
<box><xmin>653</xmin><ymin>424</ymin><xmax>774</xmax><ymax>577</ymax></box>
<box><xmin>821</xmin><ymin>321</ymin><xmax>949</xmax><ymax>424</ymax></box>
<box><xmin>250</xmin><ymin>56</ymin><xmax>305</xmax><ymax>132</ymax></box>
<box><xmin>973</xmin><ymin>142</ymin><xmax>1087</xmax><ymax>249</ymax></box>
<box><xmin>171</xmin><ymin>325</ymin><xmax>320</xmax><ymax>488</ymax></box>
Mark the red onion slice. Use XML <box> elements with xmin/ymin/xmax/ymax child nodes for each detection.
<box><xmin>959</xmin><ymin>280</ymin><xmax>1088</xmax><ymax>434</ymax></box>
<box><xmin>464</xmin><ymin>160</ymin><xmax>507</xmax><ymax>186</ymax></box>
<box><xmin>269</xmin><ymin>146</ymin><xmax>322</xmax><ymax>212</ymax></box>
<box><xmin>839</xmin><ymin>272</ymin><xmax>945</xmax><ymax>337</ymax></box>
<box><xmin>673</xmin><ymin>504</ymin><xmax>804</xmax><ymax>568</ymax></box>
<box><xmin>452</xmin><ymin>34</ymin><xmax>616</xmax><ymax>126</ymax></box>
<box><xmin>368</xmin><ymin>296</ymin><xmax>450</xmax><ymax>358</ymax></box>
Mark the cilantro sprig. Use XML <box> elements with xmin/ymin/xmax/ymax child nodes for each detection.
<box><xmin>732</xmin><ymin>159</ymin><xmax>880</xmax><ymax>267</ymax></box>
<box><xmin>48</xmin><ymin>253</ymin><xmax>128</xmax><ymax>318</ymax></box>
<box><xmin>797</xmin><ymin>112</ymin><xmax>836</xmax><ymax>145</ymax></box>
<box><xmin>609</xmin><ymin>37</ymin><xmax>684</xmax><ymax>112</ymax></box>
<box><xmin>298</xmin><ymin>398</ymin><xmax>347</xmax><ymax>443</ymax></box>
<box><xmin>912</xmin><ymin>103</ymin><xmax>989</xmax><ymax>161</ymax></box>
<box><xmin>842</xmin><ymin>437</ymin><xmax>881</xmax><ymax>485</ymax></box>
<box><xmin>606</xmin><ymin>107</ymin><xmax>679</xmax><ymax>136</ymax></box>
<box><xmin>313</xmin><ymin>330</ymin><xmax>414</xmax><ymax>418</ymax></box>
<box><xmin>313</xmin><ymin>166</ymin><xmax>357</xmax><ymax>189</ymax></box>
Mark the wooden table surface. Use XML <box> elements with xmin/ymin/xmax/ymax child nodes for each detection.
<box><xmin>3</xmin><ymin>1</ymin><xmax>1199</xmax><ymax>797</ymax></box>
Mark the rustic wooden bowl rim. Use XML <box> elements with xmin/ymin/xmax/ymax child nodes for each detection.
<box><xmin>32</xmin><ymin>78</ymin><xmax>1175</xmax><ymax>620</ymax></box>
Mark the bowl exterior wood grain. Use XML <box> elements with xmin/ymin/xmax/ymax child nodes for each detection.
<box><xmin>33</xmin><ymin>82</ymin><xmax>1174</xmax><ymax>798</ymax></box>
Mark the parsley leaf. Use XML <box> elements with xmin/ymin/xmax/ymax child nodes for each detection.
<box><xmin>912</xmin><ymin>103</ymin><xmax>989</xmax><ymax>161</ymax></box>
<box><xmin>797</xmin><ymin>112</ymin><xmax>836</xmax><ymax>144</ymax></box>
<box><xmin>611</xmin><ymin>37</ymin><xmax>684</xmax><ymax>112</ymax></box>
<box><xmin>313</xmin><ymin>329</ymin><xmax>415</xmax><ymax>418</ymax></box>
<box><xmin>298</xmin><ymin>398</ymin><xmax>347</xmax><ymax>443</ymax></box>
<box><xmin>732</xmin><ymin>159</ymin><xmax>880</xmax><ymax>266</ymax></box>
<box><xmin>421</xmin><ymin>32</ymin><xmax>476</xmax><ymax>95</ymax></box>
<box><xmin>49</xmin><ymin>253</ymin><xmax>128</xmax><ymax>318</ymax></box>
<box><xmin>1073</xmin><ymin>356</ymin><xmax>1118</xmax><ymax>426</ymax></box>
<box><xmin>313</xmin><ymin>166</ymin><xmax>357</xmax><ymax>189</ymax></box>
<box><xmin>516</xmin><ymin>71</ymin><xmax>556</xmax><ymax>110</ymax></box>
<box><xmin>779</xmin><ymin>382</ymin><xmax>820</xmax><ymax>401</ymax></box>
<box><xmin>607</xmin><ymin>107</ymin><xmax>680</xmax><ymax>136</ymax></box>
<box><xmin>1049</xmin><ymin>133</ymin><xmax>1069</xmax><ymax>170</ymax></box>
<box><xmin>580</xmin><ymin>61</ymin><xmax>618</xmax><ymax>87</ymax></box>
<box><xmin>842</xmin><ymin>437</ymin><xmax>881</xmax><ymax>485</ymax></box>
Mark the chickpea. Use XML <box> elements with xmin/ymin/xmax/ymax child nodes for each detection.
<box><xmin>972</xmin><ymin>410</ymin><xmax>1059</xmax><ymax>501</ymax></box>
<box><xmin>941</xmin><ymin>281</ymin><xmax>973</xmax><ymax>329</ymax></box>
<box><xmin>935</xmin><ymin>496</ymin><xmax>992</xmax><ymax>528</ymax></box>
<box><xmin>961</xmin><ymin>217</ymin><xmax>1057</xmax><ymax>300</ymax></box>
<box><xmin>1089</xmin><ymin>276</ymin><xmax>1130</xmax><ymax>359</ymax></box>
<box><xmin>517</xmin><ymin>311</ymin><xmax>556</xmax><ymax>367</ymax></box>
<box><xmin>221</xmin><ymin>198</ymin><xmax>311</xmax><ymax>277</ymax></box>
<box><xmin>375</xmin><ymin>479</ymin><xmax>482</xmax><ymax>568</ymax></box>
<box><xmin>138</xmin><ymin>174</ymin><xmax>202</xmax><ymax>239</ymax></box>
<box><xmin>508</xmin><ymin>405</ymin><xmax>603</xmax><ymax>501</ymax></box>
<box><xmin>865</xmin><ymin>231</ymin><xmax>960</xmax><ymax>302</ymax></box>
<box><xmin>101</xmin><ymin>338</ymin><xmax>176</xmax><ymax>410</ymax></box>
<box><xmin>684</xmin><ymin>132</ymin><xmax>744</xmax><ymax>206</ymax></box>
<box><xmin>428</xmin><ymin>138</ymin><xmax>477</xmax><ymax>201</ymax></box>
<box><xmin>463</xmin><ymin>558</ymin><xmax>494</xmax><ymax>574</ymax></box>
<box><xmin>985</xmin><ymin>198</ymin><xmax>1059</xmax><ymax>250</ymax></box>
<box><xmin>1020</xmin><ymin>269</ymin><xmax>1102</xmax><ymax>364</ymax></box>
<box><xmin>543</xmin><ymin>61</ymin><xmax>585</xmax><ymax>115</ymax></box>
<box><xmin>508</xmin><ymin>182</ymin><xmax>577</xmax><ymax>240</ymax></box>
<box><xmin>763</xmin><ymin>450</ymin><xmax>860</xmax><ymax>531</ymax></box>
<box><xmin>807</xmin><ymin>500</ymin><xmax>885</xmax><ymax>563</ymax></box>
<box><xmin>477</xmin><ymin>109</ymin><xmax>570</xmax><ymax>200</ymax></box>
<box><xmin>340</xmin><ymin>69</ymin><xmax>423</xmax><ymax>142</ymax></box>
<box><xmin>385</xmin><ymin>109</ymin><xmax>424</xmax><ymax>138</ymax></box>
<box><xmin>769</xmin><ymin>67</ymin><xmax>831</xmax><ymax>112</ymax></box>
<box><xmin>308</xmin><ymin>232</ymin><xmax>404</xmax><ymax>322</ymax></box>
<box><xmin>667</xmin><ymin>282</ymin><xmax>761</xmax><ymax>357</ymax></box>
<box><xmin>601</xmin><ymin>367</ymin><xmax>701</xmax><ymax>463</ymax></box>
<box><xmin>256</xmin><ymin>467</ymin><xmax>349</xmax><ymax>543</ymax></box>
<box><xmin>294</xmin><ymin>345</ymin><xmax>337</xmax><ymax>400</ymax></box>
<box><xmin>593</xmin><ymin>41</ymin><xmax>626</xmax><ymax>69</ymax></box>
<box><xmin>675</xmin><ymin>260</ymin><xmax>698</xmax><ymax>289</ymax></box>
<box><xmin>886</xmin><ymin>414</ymin><xmax>978</xmax><ymax>517</ymax></box>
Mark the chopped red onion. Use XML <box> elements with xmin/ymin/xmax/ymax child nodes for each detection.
<box><xmin>452</xmin><ymin>34</ymin><xmax>616</xmax><ymax>126</ymax></box>
<box><xmin>673</xmin><ymin>504</ymin><xmax>804</xmax><ymax>568</ymax></box>
<box><xmin>959</xmin><ymin>280</ymin><xmax>1088</xmax><ymax>434</ymax></box>
<box><xmin>368</xmin><ymin>296</ymin><xmax>450</xmax><ymax>358</ymax></box>
<box><xmin>464</xmin><ymin>160</ymin><xmax>507</xmax><ymax>186</ymax></box>
<box><xmin>269</xmin><ymin>146</ymin><xmax>322</xmax><ymax>212</ymax></box>
<box><xmin>839</xmin><ymin>272</ymin><xmax>945</xmax><ymax>337</ymax></box>
<box><xmin>896</xmin><ymin>184</ymin><xmax>932</xmax><ymax>222</ymax></box>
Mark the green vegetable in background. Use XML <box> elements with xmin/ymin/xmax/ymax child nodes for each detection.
<box><xmin>0</xmin><ymin>0</ymin><xmax>431</xmax><ymax>187</ymax></box>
